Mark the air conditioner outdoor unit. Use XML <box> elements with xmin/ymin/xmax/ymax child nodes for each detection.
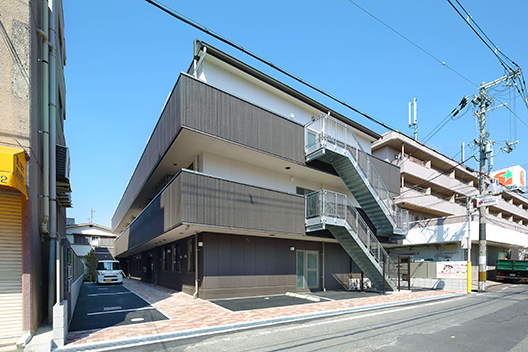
<box><xmin>56</xmin><ymin>145</ymin><xmax>70</xmax><ymax>180</ymax></box>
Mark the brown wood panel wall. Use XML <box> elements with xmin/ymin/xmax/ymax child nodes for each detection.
<box><xmin>113</xmin><ymin>74</ymin><xmax>305</xmax><ymax>229</ymax></box>
<box><xmin>115</xmin><ymin>170</ymin><xmax>305</xmax><ymax>256</ymax></box>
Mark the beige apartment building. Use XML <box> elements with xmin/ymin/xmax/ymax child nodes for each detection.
<box><xmin>372</xmin><ymin>131</ymin><xmax>528</xmax><ymax>268</ymax></box>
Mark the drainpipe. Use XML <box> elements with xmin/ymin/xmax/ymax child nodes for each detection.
<box><xmin>193</xmin><ymin>233</ymin><xmax>199</xmax><ymax>299</ymax></box>
<box><xmin>322</xmin><ymin>242</ymin><xmax>326</xmax><ymax>292</ymax></box>
<box><xmin>48</xmin><ymin>0</ymin><xmax>59</xmax><ymax>305</ymax></box>
<box><xmin>37</xmin><ymin>1</ymin><xmax>49</xmax><ymax>236</ymax></box>
<box><xmin>37</xmin><ymin>0</ymin><xmax>54</xmax><ymax>325</ymax></box>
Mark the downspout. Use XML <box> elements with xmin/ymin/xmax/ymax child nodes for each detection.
<box><xmin>49</xmin><ymin>0</ymin><xmax>59</xmax><ymax>305</ymax></box>
<box><xmin>193</xmin><ymin>233</ymin><xmax>199</xmax><ymax>299</ymax></box>
<box><xmin>37</xmin><ymin>0</ymin><xmax>54</xmax><ymax>325</ymax></box>
<box><xmin>322</xmin><ymin>242</ymin><xmax>326</xmax><ymax>292</ymax></box>
<box><xmin>37</xmin><ymin>2</ymin><xmax>49</xmax><ymax>236</ymax></box>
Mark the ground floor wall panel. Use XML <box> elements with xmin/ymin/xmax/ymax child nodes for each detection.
<box><xmin>121</xmin><ymin>232</ymin><xmax>354</xmax><ymax>300</ymax></box>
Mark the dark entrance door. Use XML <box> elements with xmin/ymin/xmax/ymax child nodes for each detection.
<box><xmin>147</xmin><ymin>253</ymin><xmax>154</xmax><ymax>283</ymax></box>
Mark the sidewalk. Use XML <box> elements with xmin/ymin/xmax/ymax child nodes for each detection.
<box><xmin>28</xmin><ymin>279</ymin><xmax>467</xmax><ymax>351</ymax></box>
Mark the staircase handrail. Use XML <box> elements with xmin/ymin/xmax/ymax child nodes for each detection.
<box><xmin>306</xmin><ymin>189</ymin><xmax>398</xmax><ymax>286</ymax></box>
<box><xmin>305</xmin><ymin>114</ymin><xmax>408</xmax><ymax>233</ymax></box>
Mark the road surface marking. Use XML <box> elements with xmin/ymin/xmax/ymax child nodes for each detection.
<box><xmin>87</xmin><ymin>307</ymin><xmax>155</xmax><ymax>316</ymax></box>
<box><xmin>88</xmin><ymin>292</ymin><xmax>134</xmax><ymax>297</ymax></box>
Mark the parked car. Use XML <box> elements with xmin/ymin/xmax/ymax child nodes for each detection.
<box><xmin>96</xmin><ymin>260</ymin><xmax>123</xmax><ymax>284</ymax></box>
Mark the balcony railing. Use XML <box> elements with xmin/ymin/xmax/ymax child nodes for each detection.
<box><xmin>305</xmin><ymin>114</ymin><xmax>408</xmax><ymax>233</ymax></box>
<box><xmin>306</xmin><ymin>189</ymin><xmax>398</xmax><ymax>287</ymax></box>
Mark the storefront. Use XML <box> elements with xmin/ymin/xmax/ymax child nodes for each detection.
<box><xmin>0</xmin><ymin>146</ymin><xmax>27</xmax><ymax>338</ymax></box>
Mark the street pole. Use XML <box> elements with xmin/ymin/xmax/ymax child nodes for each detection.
<box><xmin>470</xmin><ymin>70</ymin><xmax>520</xmax><ymax>292</ymax></box>
<box><xmin>465</xmin><ymin>198</ymin><xmax>472</xmax><ymax>294</ymax></box>
<box><xmin>477</xmin><ymin>83</ymin><xmax>489</xmax><ymax>293</ymax></box>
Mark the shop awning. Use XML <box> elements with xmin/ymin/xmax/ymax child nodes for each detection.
<box><xmin>0</xmin><ymin>146</ymin><xmax>27</xmax><ymax>199</ymax></box>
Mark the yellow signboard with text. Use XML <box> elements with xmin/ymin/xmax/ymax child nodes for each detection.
<box><xmin>0</xmin><ymin>146</ymin><xmax>27</xmax><ymax>198</ymax></box>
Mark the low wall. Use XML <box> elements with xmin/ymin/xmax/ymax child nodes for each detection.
<box><xmin>69</xmin><ymin>275</ymin><xmax>83</xmax><ymax>317</ymax></box>
<box><xmin>410</xmin><ymin>278</ymin><xmax>467</xmax><ymax>291</ymax></box>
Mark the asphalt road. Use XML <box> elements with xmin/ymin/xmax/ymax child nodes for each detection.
<box><xmin>69</xmin><ymin>282</ymin><xmax>168</xmax><ymax>332</ymax></box>
<box><xmin>117</xmin><ymin>284</ymin><xmax>528</xmax><ymax>352</ymax></box>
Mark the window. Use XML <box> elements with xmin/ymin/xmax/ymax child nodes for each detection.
<box><xmin>172</xmin><ymin>243</ymin><xmax>181</xmax><ymax>272</ymax></box>
<box><xmin>296</xmin><ymin>187</ymin><xmax>314</xmax><ymax>196</ymax></box>
<box><xmin>187</xmin><ymin>238</ymin><xmax>195</xmax><ymax>273</ymax></box>
<box><xmin>90</xmin><ymin>236</ymin><xmax>100</xmax><ymax>246</ymax></box>
<box><xmin>162</xmin><ymin>246</ymin><xmax>171</xmax><ymax>272</ymax></box>
<box><xmin>96</xmin><ymin>261</ymin><xmax>121</xmax><ymax>271</ymax></box>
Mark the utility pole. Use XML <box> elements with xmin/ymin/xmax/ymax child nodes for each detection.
<box><xmin>476</xmin><ymin>82</ymin><xmax>489</xmax><ymax>293</ymax></box>
<box><xmin>472</xmin><ymin>69</ymin><xmax>520</xmax><ymax>292</ymax></box>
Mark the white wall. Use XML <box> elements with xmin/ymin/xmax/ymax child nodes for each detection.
<box><xmin>66</xmin><ymin>225</ymin><xmax>113</xmax><ymax>237</ymax></box>
<box><xmin>201</xmin><ymin>151</ymin><xmax>358</xmax><ymax>205</ymax></box>
<box><xmin>404</xmin><ymin>217</ymin><xmax>528</xmax><ymax>248</ymax></box>
<box><xmin>197</xmin><ymin>58</ymin><xmax>374</xmax><ymax>153</ymax></box>
<box><xmin>396</xmin><ymin>216</ymin><xmax>528</xmax><ymax>262</ymax></box>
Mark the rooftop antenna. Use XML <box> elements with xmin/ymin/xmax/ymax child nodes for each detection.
<box><xmin>89</xmin><ymin>208</ymin><xmax>95</xmax><ymax>223</ymax></box>
<box><xmin>409</xmin><ymin>98</ymin><xmax>418</xmax><ymax>140</ymax></box>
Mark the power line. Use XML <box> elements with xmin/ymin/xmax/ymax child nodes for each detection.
<box><xmin>346</xmin><ymin>0</ymin><xmax>477</xmax><ymax>87</ymax></box>
<box><xmin>345</xmin><ymin>0</ymin><xmax>528</xmax><ymax>145</ymax></box>
<box><xmin>447</xmin><ymin>0</ymin><xmax>528</xmax><ymax>111</ymax></box>
<box><xmin>348</xmin><ymin>0</ymin><xmax>528</xmax><ymax>131</ymax></box>
<box><xmin>144</xmin><ymin>0</ymin><xmax>397</xmax><ymax>132</ymax></box>
<box><xmin>448</xmin><ymin>0</ymin><xmax>518</xmax><ymax>71</ymax></box>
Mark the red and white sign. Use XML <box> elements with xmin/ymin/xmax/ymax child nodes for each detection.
<box><xmin>491</xmin><ymin>165</ymin><xmax>526</xmax><ymax>193</ymax></box>
<box><xmin>477</xmin><ymin>196</ymin><xmax>498</xmax><ymax>208</ymax></box>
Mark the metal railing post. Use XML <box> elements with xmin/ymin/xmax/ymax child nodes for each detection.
<box><xmin>398</xmin><ymin>255</ymin><xmax>401</xmax><ymax>291</ymax></box>
<box><xmin>383</xmin><ymin>260</ymin><xmax>386</xmax><ymax>295</ymax></box>
<box><xmin>408</xmin><ymin>257</ymin><xmax>411</xmax><ymax>290</ymax></box>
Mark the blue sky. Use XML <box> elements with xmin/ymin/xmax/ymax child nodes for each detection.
<box><xmin>63</xmin><ymin>0</ymin><xmax>528</xmax><ymax>228</ymax></box>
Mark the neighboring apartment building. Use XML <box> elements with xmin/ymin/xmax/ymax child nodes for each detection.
<box><xmin>113</xmin><ymin>40</ymin><xmax>408</xmax><ymax>299</ymax></box>
<box><xmin>66</xmin><ymin>220</ymin><xmax>116</xmax><ymax>260</ymax></box>
<box><xmin>372</xmin><ymin>131</ymin><xmax>528</xmax><ymax>268</ymax></box>
<box><xmin>0</xmin><ymin>0</ymin><xmax>73</xmax><ymax>344</ymax></box>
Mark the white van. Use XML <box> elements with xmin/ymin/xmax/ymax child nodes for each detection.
<box><xmin>96</xmin><ymin>260</ymin><xmax>123</xmax><ymax>284</ymax></box>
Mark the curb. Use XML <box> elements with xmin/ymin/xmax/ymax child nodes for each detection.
<box><xmin>55</xmin><ymin>292</ymin><xmax>466</xmax><ymax>351</ymax></box>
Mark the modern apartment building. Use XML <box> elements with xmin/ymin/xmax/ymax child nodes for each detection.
<box><xmin>0</xmin><ymin>0</ymin><xmax>73</xmax><ymax>344</ymax></box>
<box><xmin>372</xmin><ymin>131</ymin><xmax>528</xmax><ymax>267</ymax></box>
<box><xmin>113</xmin><ymin>40</ymin><xmax>408</xmax><ymax>299</ymax></box>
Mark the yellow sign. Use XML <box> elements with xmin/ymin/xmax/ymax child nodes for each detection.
<box><xmin>0</xmin><ymin>146</ymin><xmax>27</xmax><ymax>198</ymax></box>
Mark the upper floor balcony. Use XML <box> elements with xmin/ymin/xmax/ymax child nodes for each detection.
<box><xmin>112</xmin><ymin>72</ymin><xmax>399</xmax><ymax>235</ymax></box>
<box><xmin>112</xmin><ymin>73</ymin><xmax>306</xmax><ymax>233</ymax></box>
<box><xmin>396</xmin><ymin>155</ymin><xmax>477</xmax><ymax>199</ymax></box>
<box><xmin>114</xmin><ymin>170</ymin><xmax>305</xmax><ymax>258</ymax></box>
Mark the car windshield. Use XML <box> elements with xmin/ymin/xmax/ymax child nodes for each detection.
<box><xmin>97</xmin><ymin>261</ymin><xmax>120</xmax><ymax>271</ymax></box>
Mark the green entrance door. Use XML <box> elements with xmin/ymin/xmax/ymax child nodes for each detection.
<box><xmin>296</xmin><ymin>250</ymin><xmax>319</xmax><ymax>289</ymax></box>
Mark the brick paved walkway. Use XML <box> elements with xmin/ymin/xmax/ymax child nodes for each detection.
<box><xmin>66</xmin><ymin>279</ymin><xmax>462</xmax><ymax>346</ymax></box>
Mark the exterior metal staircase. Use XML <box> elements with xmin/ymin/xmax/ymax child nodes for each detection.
<box><xmin>305</xmin><ymin>114</ymin><xmax>408</xmax><ymax>237</ymax></box>
<box><xmin>305</xmin><ymin>190</ymin><xmax>398</xmax><ymax>291</ymax></box>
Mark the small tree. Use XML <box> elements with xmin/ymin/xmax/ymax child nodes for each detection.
<box><xmin>85</xmin><ymin>248</ymin><xmax>98</xmax><ymax>283</ymax></box>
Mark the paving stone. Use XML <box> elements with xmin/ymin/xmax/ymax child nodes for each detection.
<box><xmin>65</xmin><ymin>279</ymin><xmax>461</xmax><ymax>346</ymax></box>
